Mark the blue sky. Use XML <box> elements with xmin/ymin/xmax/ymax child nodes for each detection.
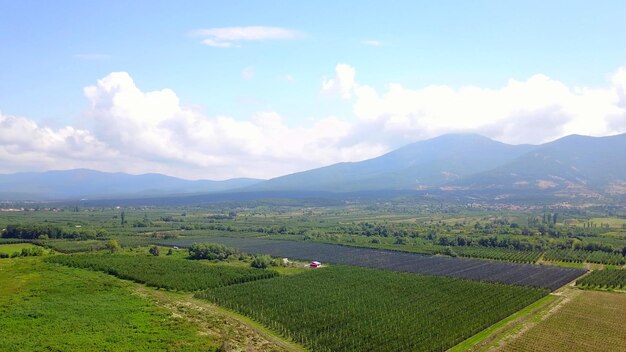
<box><xmin>1</xmin><ymin>1</ymin><xmax>626</xmax><ymax>179</ymax></box>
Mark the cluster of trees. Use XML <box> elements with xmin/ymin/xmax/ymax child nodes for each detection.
<box><xmin>186</xmin><ymin>243</ymin><xmax>280</xmax><ymax>269</ymax></box>
<box><xmin>250</xmin><ymin>255</ymin><xmax>274</xmax><ymax>269</ymax></box>
<box><xmin>188</xmin><ymin>243</ymin><xmax>238</xmax><ymax>260</ymax></box>
<box><xmin>1</xmin><ymin>224</ymin><xmax>108</xmax><ymax>240</ymax></box>
<box><xmin>433</xmin><ymin>234</ymin><xmax>624</xmax><ymax>254</ymax></box>
<box><xmin>206</xmin><ymin>211</ymin><xmax>237</xmax><ymax>220</ymax></box>
<box><xmin>436</xmin><ymin>235</ymin><xmax>541</xmax><ymax>251</ymax></box>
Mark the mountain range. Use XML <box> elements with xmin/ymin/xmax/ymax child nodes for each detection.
<box><xmin>251</xmin><ymin>133</ymin><xmax>626</xmax><ymax>198</ymax></box>
<box><xmin>1</xmin><ymin>133</ymin><xmax>624</xmax><ymax>201</ymax></box>
<box><xmin>0</xmin><ymin>169</ymin><xmax>261</xmax><ymax>200</ymax></box>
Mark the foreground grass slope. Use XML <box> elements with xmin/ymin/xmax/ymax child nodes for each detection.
<box><xmin>199</xmin><ymin>266</ymin><xmax>547</xmax><ymax>352</ymax></box>
<box><xmin>0</xmin><ymin>257</ymin><xmax>217</xmax><ymax>351</ymax></box>
<box><xmin>501</xmin><ymin>290</ymin><xmax>626</xmax><ymax>351</ymax></box>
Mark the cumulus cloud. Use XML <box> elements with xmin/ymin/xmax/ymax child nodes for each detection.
<box><xmin>0</xmin><ymin>112</ymin><xmax>119</xmax><ymax>173</ymax></box>
<box><xmin>194</xmin><ymin>26</ymin><xmax>300</xmax><ymax>48</ymax></box>
<box><xmin>332</xmin><ymin>64</ymin><xmax>626</xmax><ymax>145</ymax></box>
<box><xmin>321</xmin><ymin>64</ymin><xmax>357</xmax><ymax>99</ymax></box>
<box><xmin>2</xmin><ymin>65</ymin><xmax>626</xmax><ymax>179</ymax></box>
<box><xmin>76</xmin><ymin>72</ymin><xmax>385</xmax><ymax>179</ymax></box>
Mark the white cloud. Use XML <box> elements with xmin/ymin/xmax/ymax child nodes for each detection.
<box><xmin>342</xmin><ymin>66</ymin><xmax>626</xmax><ymax>145</ymax></box>
<box><xmin>321</xmin><ymin>64</ymin><xmax>357</xmax><ymax>99</ymax></box>
<box><xmin>77</xmin><ymin>72</ymin><xmax>385</xmax><ymax>179</ymax></box>
<box><xmin>194</xmin><ymin>26</ymin><xmax>300</xmax><ymax>48</ymax></box>
<box><xmin>361</xmin><ymin>39</ymin><xmax>381</xmax><ymax>47</ymax></box>
<box><xmin>2</xmin><ymin>65</ymin><xmax>626</xmax><ymax>179</ymax></box>
<box><xmin>201</xmin><ymin>39</ymin><xmax>238</xmax><ymax>48</ymax></box>
<box><xmin>0</xmin><ymin>112</ymin><xmax>119</xmax><ymax>173</ymax></box>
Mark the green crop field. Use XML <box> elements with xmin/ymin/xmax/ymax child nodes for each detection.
<box><xmin>501</xmin><ymin>290</ymin><xmax>626</xmax><ymax>351</ymax></box>
<box><xmin>452</xmin><ymin>247</ymin><xmax>542</xmax><ymax>263</ymax></box>
<box><xmin>0</xmin><ymin>243</ymin><xmax>42</xmax><ymax>255</ymax></box>
<box><xmin>576</xmin><ymin>269</ymin><xmax>626</xmax><ymax>290</ymax></box>
<box><xmin>199</xmin><ymin>266</ymin><xmax>548</xmax><ymax>352</ymax></box>
<box><xmin>0</xmin><ymin>257</ymin><xmax>218</xmax><ymax>351</ymax></box>
<box><xmin>543</xmin><ymin>249</ymin><xmax>626</xmax><ymax>265</ymax></box>
<box><xmin>47</xmin><ymin>253</ymin><xmax>279</xmax><ymax>291</ymax></box>
<box><xmin>36</xmin><ymin>239</ymin><xmax>108</xmax><ymax>253</ymax></box>
<box><xmin>590</xmin><ymin>217</ymin><xmax>626</xmax><ymax>228</ymax></box>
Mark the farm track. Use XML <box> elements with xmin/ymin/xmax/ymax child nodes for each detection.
<box><xmin>133</xmin><ymin>285</ymin><xmax>305</xmax><ymax>352</ymax></box>
<box><xmin>164</xmin><ymin>237</ymin><xmax>587</xmax><ymax>290</ymax></box>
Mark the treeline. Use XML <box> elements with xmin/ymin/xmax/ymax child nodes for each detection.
<box><xmin>435</xmin><ymin>234</ymin><xmax>625</xmax><ymax>254</ymax></box>
<box><xmin>187</xmin><ymin>243</ymin><xmax>281</xmax><ymax>269</ymax></box>
<box><xmin>1</xmin><ymin>224</ymin><xmax>108</xmax><ymax>240</ymax></box>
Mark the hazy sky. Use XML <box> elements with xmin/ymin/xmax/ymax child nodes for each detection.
<box><xmin>1</xmin><ymin>1</ymin><xmax>626</xmax><ymax>179</ymax></box>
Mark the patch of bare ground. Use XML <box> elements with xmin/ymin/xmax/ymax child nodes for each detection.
<box><xmin>133</xmin><ymin>285</ymin><xmax>305</xmax><ymax>352</ymax></box>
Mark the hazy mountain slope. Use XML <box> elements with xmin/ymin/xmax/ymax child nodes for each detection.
<box><xmin>250</xmin><ymin>134</ymin><xmax>535</xmax><ymax>192</ymax></box>
<box><xmin>0</xmin><ymin>169</ymin><xmax>262</xmax><ymax>200</ymax></box>
<box><xmin>456</xmin><ymin>133</ymin><xmax>626</xmax><ymax>195</ymax></box>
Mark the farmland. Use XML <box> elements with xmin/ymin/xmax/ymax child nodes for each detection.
<box><xmin>500</xmin><ymin>290</ymin><xmax>626</xmax><ymax>351</ymax></box>
<box><xmin>576</xmin><ymin>268</ymin><xmax>626</xmax><ymax>290</ymax></box>
<box><xmin>165</xmin><ymin>236</ymin><xmax>586</xmax><ymax>291</ymax></box>
<box><xmin>47</xmin><ymin>253</ymin><xmax>279</xmax><ymax>291</ymax></box>
<box><xmin>199</xmin><ymin>266</ymin><xmax>548</xmax><ymax>352</ymax></box>
<box><xmin>543</xmin><ymin>248</ymin><xmax>626</xmax><ymax>265</ymax></box>
<box><xmin>2</xmin><ymin>202</ymin><xmax>625</xmax><ymax>269</ymax></box>
<box><xmin>0</xmin><ymin>202</ymin><xmax>624</xmax><ymax>351</ymax></box>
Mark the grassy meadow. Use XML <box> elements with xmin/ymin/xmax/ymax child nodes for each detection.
<box><xmin>0</xmin><ymin>257</ymin><xmax>218</xmax><ymax>351</ymax></box>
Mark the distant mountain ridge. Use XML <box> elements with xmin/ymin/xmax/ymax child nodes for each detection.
<box><xmin>454</xmin><ymin>134</ymin><xmax>626</xmax><ymax>197</ymax></box>
<box><xmin>2</xmin><ymin>133</ymin><xmax>625</xmax><ymax>201</ymax></box>
<box><xmin>0</xmin><ymin>169</ymin><xmax>262</xmax><ymax>200</ymax></box>
<box><xmin>250</xmin><ymin>134</ymin><xmax>536</xmax><ymax>192</ymax></box>
<box><xmin>249</xmin><ymin>133</ymin><xmax>626</xmax><ymax>198</ymax></box>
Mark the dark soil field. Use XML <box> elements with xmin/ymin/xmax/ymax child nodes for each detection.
<box><xmin>164</xmin><ymin>237</ymin><xmax>586</xmax><ymax>291</ymax></box>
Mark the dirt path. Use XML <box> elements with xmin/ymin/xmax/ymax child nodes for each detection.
<box><xmin>133</xmin><ymin>285</ymin><xmax>306</xmax><ymax>352</ymax></box>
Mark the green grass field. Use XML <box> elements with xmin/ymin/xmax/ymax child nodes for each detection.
<box><xmin>590</xmin><ymin>217</ymin><xmax>626</xmax><ymax>228</ymax></box>
<box><xmin>199</xmin><ymin>266</ymin><xmax>548</xmax><ymax>352</ymax></box>
<box><xmin>0</xmin><ymin>257</ymin><xmax>218</xmax><ymax>351</ymax></box>
<box><xmin>0</xmin><ymin>243</ymin><xmax>41</xmax><ymax>255</ymax></box>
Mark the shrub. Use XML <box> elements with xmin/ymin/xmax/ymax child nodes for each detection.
<box><xmin>250</xmin><ymin>255</ymin><xmax>272</xmax><ymax>269</ymax></box>
<box><xmin>105</xmin><ymin>240</ymin><xmax>121</xmax><ymax>253</ymax></box>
